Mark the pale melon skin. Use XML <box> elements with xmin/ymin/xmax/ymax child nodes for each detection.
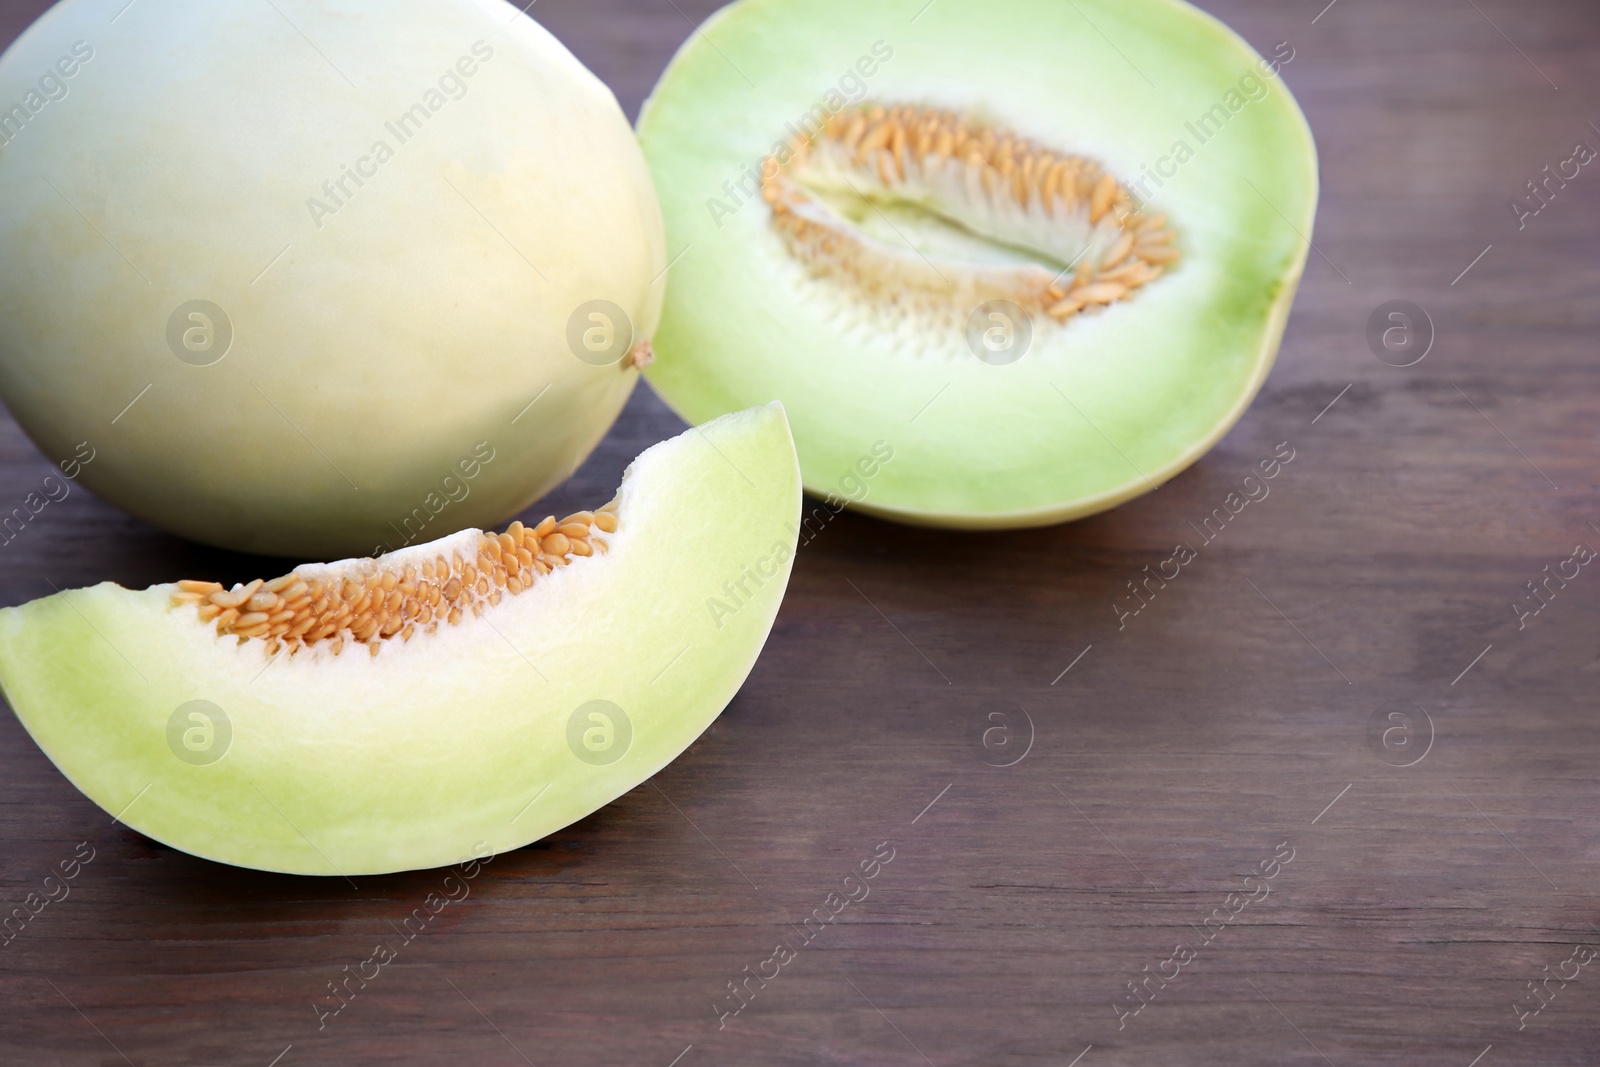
<box><xmin>0</xmin><ymin>405</ymin><xmax>800</xmax><ymax>876</ymax></box>
<box><xmin>0</xmin><ymin>0</ymin><xmax>665</xmax><ymax>558</ymax></box>
<box><xmin>639</xmin><ymin>0</ymin><xmax>1317</xmax><ymax>528</ymax></box>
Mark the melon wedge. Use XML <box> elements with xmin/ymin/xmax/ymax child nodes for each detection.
<box><xmin>0</xmin><ymin>405</ymin><xmax>799</xmax><ymax>876</ymax></box>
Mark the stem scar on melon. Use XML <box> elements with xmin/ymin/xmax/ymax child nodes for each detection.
<box><xmin>763</xmin><ymin>102</ymin><xmax>1180</xmax><ymax>322</ymax></box>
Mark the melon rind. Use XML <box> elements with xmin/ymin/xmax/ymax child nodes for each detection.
<box><xmin>638</xmin><ymin>0</ymin><xmax>1317</xmax><ymax>527</ymax></box>
<box><xmin>0</xmin><ymin>0</ymin><xmax>666</xmax><ymax>557</ymax></box>
<box><xmin>0</xmin><ymin>405</ymin><xmax>799</xmax><ymax>876</ymax></box>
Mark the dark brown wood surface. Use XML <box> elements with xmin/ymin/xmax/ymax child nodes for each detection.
<box><xmin>3</xmin><ymin>1</ymin><xmax>1599</xmax><ymax>1064</ymax></box>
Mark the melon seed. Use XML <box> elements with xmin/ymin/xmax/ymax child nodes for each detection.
<box><xmin>170</xmin><ymin>504</ymin><xmax>622</xmax><ymax>657</ymax></box>
<box><xmin>760</xmin><ymin>102</ymin><xmax>1180</xmax><ymax>322</ymax></box>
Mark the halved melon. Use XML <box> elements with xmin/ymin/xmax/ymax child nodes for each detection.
<box><xmin>638</xmin><ymin>0</ymin><xmax>1317</xmax><ymax>527</ymax></box>
<box><xmin>0</xmin><ymin>405</ymin><xmax>799</xmax><ymax>876</ymax></box>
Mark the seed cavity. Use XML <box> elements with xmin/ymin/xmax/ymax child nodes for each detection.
<box><xmin>761</xmin><ymin>102</ymin><xmax>1179</xmax><ymax>324</ymax></box>
<box><xmin>171</xmin><ymin>502</ymin><xmax>621</xmax><ymax>658</ymax></box>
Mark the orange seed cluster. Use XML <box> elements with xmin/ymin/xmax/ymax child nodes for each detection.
<box><xmin>761</xmin><ymin>102</ymin><xmax>1180</xmax><ymax>321</ymax></box>
<box><xmin>170</xmin><ymin>504</ymin><xmax>619</xmax><ymax>658</ymax></box>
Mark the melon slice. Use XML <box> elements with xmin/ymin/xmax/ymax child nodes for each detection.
<box><xmin>638</xmin><ymin>0</ymin><xmax>1318</xmax><ymax>527</ymax></box>
<box><xmin>0</xmin><ymin>405</ymin><xmax>799</xmax><ymax>876</ymax></box>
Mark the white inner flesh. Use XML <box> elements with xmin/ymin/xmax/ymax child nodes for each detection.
<box><xmin>799</xmin><ymin>137</ymin><xmax>1124</xmax><ymax>274</ymax></box>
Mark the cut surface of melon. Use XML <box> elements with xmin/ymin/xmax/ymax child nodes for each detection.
<box><xmin>638</xmin><ymin>0</ymin><xmax>1317</xmax><ymax>527</ymax></box>
<box><xmin>0</xmin><ymin>405</ymin><xmax>799</xmax><ymax>876</ymax></box>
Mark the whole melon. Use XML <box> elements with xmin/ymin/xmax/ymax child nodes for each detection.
<box><xmin>0</xmin><ymin>0</ymin><xmax>665</xmax><ymax>557</ymax></box>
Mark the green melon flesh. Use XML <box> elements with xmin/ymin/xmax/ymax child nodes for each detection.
<box><xmin>0</xmin><ymin>405</ymin><xmax>799</xmax><ymax>876</ymax></box>
<box><xmin>638</xmin><ymin>0</ymin><xmax>1317</xmax><ymax>527</ymax></box>
<box><xmin>0</xmin><ymin>0</ymin><xmax>664</xmax><ymax>558</ymax></box>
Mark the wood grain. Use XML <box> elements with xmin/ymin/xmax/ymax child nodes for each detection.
<box><xmin>2</xmin><ymin>1</ymin><xmax>1599</xmax><ymax>1064</ymax></box>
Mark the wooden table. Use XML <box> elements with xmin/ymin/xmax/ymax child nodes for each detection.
<box><xmin>2</xmin><ymin>1</ymin><xmax>1597</xmax><ymax>1064</ymax></box>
